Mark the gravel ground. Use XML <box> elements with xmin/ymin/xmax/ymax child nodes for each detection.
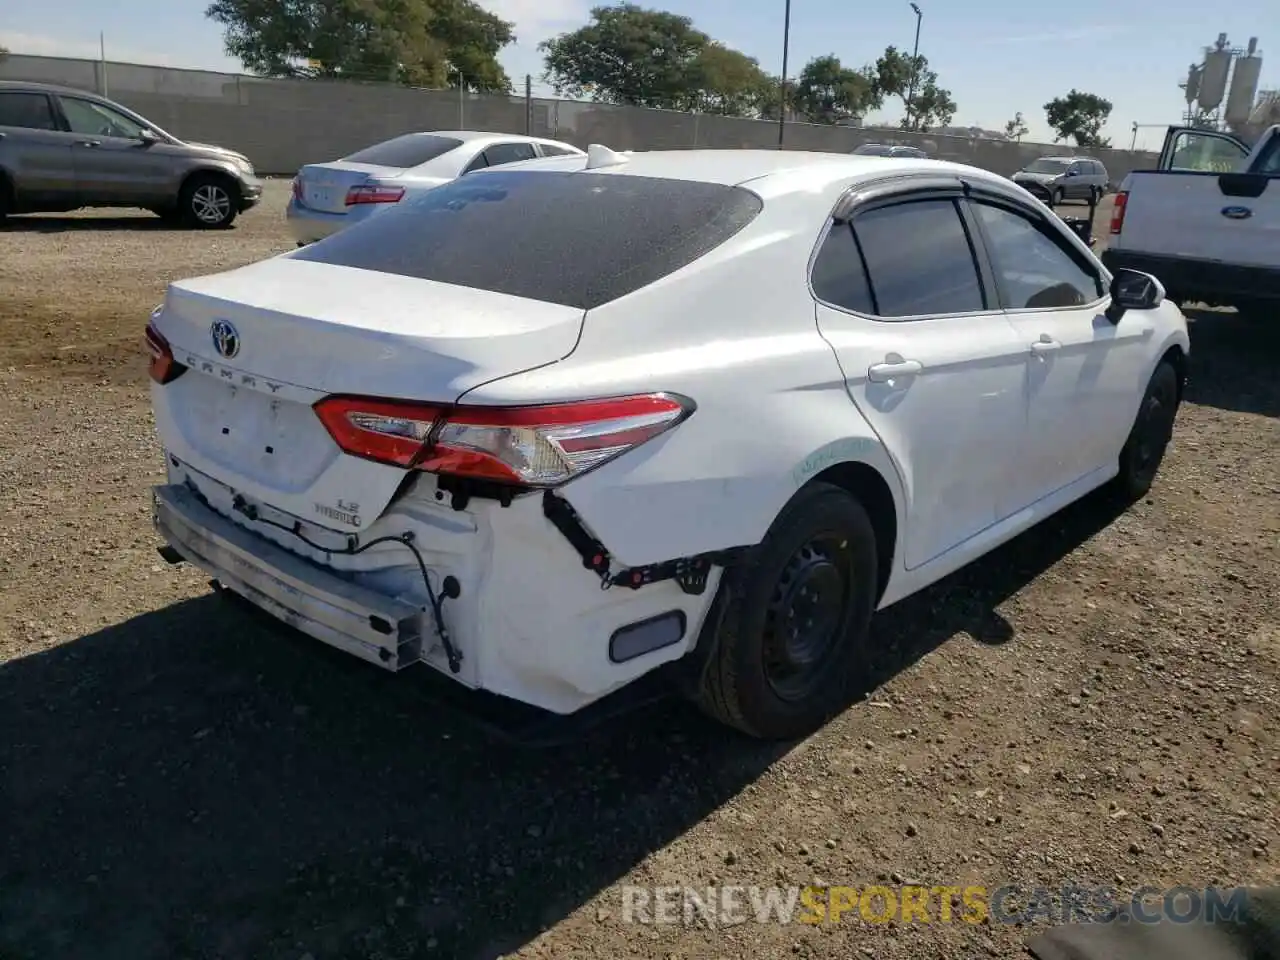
<box><xmin>1</xmin><ymin>185</ymin><xmax>1277</xmax><ymax>960</ymax></box>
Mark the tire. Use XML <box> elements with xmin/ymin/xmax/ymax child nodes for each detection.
<box><xmin>1114</xmin><ymin>361</ymin><xmax>1179</xmax><ymax>501</ymax></box>
<box><xmin>0</xmin><ymin>175</ymin><xmax>11</xmax><ymax>222</ymax></box>
<box><xmin>696</xmin><ymin>482</ymin><xmax>879</xmax><ymax>740</ymax></box>
<box><xmin>179</xmin><ymin>173</ymin><xmax>238</xmax><ymax>229</ymax></box>
<box><xmin>1050</xmin><ymin>187</ymin><xmax>1064</xmax><ymax>207</ymax></box>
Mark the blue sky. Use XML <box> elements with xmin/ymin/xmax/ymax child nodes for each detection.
<box><xmin>2</xmin><ymin>0</ymin><xmax>1274</xmax><ymax>149</ymax></box>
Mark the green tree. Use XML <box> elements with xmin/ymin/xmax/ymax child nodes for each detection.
<box><xmin>904</xmin><ymin>75</ymin><xmax>956</xmax><ymax>131</ymax></box>
<box><xmin>872</xmin><ymin>45</ymin><xmax>955</xmax><ymax>131</ymax></box>
<box><xmin>1044</xmin><ymin>89</ymin><xmax>1113</xmax><ymax>147</ymax></box>
<box><xmin>687</xmin><ymin>42</ymin><xmax>773</xmax><ymax>116</ymax></box>
<box><xmin>539</xmin><ymin>4</ymin><xmax>709</xmax><ymax>109</ymax></box>
<box><xmin>205</xmin><ymin>0</ymin><xmax>514</xmax><ymax>92</ymax></box>
<box><xmin>792</xmin><ymin>54</ymin><xmax>880</xmax><ymax>124</ymax></box>
<box><xmin>1004</xmin><ymin>111</ymin><xmax>1029</xmax><ymax>141</ymax></box>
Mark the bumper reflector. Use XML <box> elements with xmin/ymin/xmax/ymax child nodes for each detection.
<box><xmin>608</xmin><ymin>611</ymin><xmax>687</xmax><ymax>664</ymax></box>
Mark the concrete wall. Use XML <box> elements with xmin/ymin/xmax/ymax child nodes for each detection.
<box><xmin>1</xmin><ymin>54</ymin><xmax>1160</xmax><ymax>178</ymax></box>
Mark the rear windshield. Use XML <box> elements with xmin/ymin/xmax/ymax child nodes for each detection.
<box><xmin>290</xmin><ymin>170</ymin><xmax>764</xmax><ymax>310</ymax></box>
<box><xmin>343</xmin><ymin>134</ymin><xmax>463</xmax><ymax>168</ymax></box>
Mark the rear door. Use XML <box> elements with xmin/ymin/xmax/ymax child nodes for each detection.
<box><xmin>812</xmin><ymin>184</ymin><xmax>1029</xmax><ymax>570</ymax></box>
<box><xmin>1126</xmin><ymin>128</ymin><xmax>1280</xmax><ymax>268</ymax></box>
<box><xmin>57</xmin><ymin>94</ymin><xmax>171</xmax><ymax>205</ymax></box>
<box><xmin>0</xmin><ymin>90</ymin><xmax>79</xmax><ymax>207</ymax></box>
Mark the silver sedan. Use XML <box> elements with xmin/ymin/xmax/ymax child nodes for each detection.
<box><xmin>285</xmin><ymin>131</ymin><xmax>584</xmax><ymax>244</ymax></box>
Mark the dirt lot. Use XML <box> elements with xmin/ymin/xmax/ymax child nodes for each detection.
<box><xmin>1</xmin><ymin>184</ymin><xmax>1277</xmax><ymax>960</ymax></box>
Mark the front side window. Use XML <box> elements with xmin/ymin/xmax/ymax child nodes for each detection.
<box><xmin>59</xmin><ymin>97</ymin><xmax>146</xmax><ymax>139</ymax></box>
<box><xmin>970</xmin><ymin>200</ymin><xmax>1103</xmax><ymax>309</ymax></box>
<box><xmin>851</xmin><ymin>198</ymin><xmax>986</xmax><ymax>318</ymax></box>
<box><xmin>0</xmin><ymin>92</ymin><xmax>58</xmax><ymax>131</ymax></box>
<box><xmin>1167</xmin><ymin>131</ymin><xmax>1249</xmax><ymax>173</ymax></box>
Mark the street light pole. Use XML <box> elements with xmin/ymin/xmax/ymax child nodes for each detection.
<box><xmin>906</xmin><ymin>2</ymin><xmax>923</xmax><ymax>130</ymax></box>
<box><xmin>778</xmin><ymin>0</ymin><xmax>792</xmax><ymax>147</ymax></box>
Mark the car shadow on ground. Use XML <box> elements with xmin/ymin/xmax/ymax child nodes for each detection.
<box><xmin>1183</xmin><ymin>307</ymin><xmax>1280</xmax><ymax>419</ymax></box>
<box><xmin>0</xmin><ymin>485</ymin><xmax>1130</xmax><ymax>960</ymax></box>
<box><xmin>0</xmin><ymin>215</ymin><xmax>187</xmax><ymax>233</ymax></box>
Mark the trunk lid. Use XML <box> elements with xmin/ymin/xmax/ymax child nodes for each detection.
<box><xmin>295</xmin><ymin>161</ymin><xmax>404</xmax><ymax>214</ymax></box>
<box><xmin>152</xmin><ymin>257</ymin><xmax>584</xmax><ymax>530</ymax></box>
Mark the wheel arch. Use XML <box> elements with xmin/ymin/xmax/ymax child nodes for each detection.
<box><xmin>1159</xmin><ymin>343</ymin><xmax>1188</xmax><ymax>404</ymax></box>
<box><xmin>802</xmin><ymin>459</ymin><xmax>900</xmax><ymax>604</ymax></box>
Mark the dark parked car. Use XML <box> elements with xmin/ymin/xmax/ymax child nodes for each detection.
<box><xmin>0</xmin><ymin>80</ymin><xmax>262</xmax><ymax>228</ymax></box>
<box><xmin>1010</xmin><ymin>156</ymin><xmax>1109</xmax><ymax>207</ymax></box>
<box><xmin>851</xmin><ymin>143</ymin><xmax>930</xmax><ymax>159</ymax></box>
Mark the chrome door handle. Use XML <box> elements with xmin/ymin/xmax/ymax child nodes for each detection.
<box><xmin>1030</xmin><ymin>338</ymin><xmax>1061</xmax><ymax>356</ymax></box>
<box><xmin>75</xmin><ymin>139</ymin><xmax>101</xmax><ymax>148</ymax></box>
<box><xmin>867</xmin><ymin>359</ymin><xmax>922</xmax><ymax>382</ymax></box>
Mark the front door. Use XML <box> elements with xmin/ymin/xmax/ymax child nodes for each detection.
<box><xmin>965</xmin><ymin>195</ymin><xmax>1153</xmax><ymax>506</ymax></box>
<box><xmin>811</xmin><ymin>190</ymin><xmax>1028</xmax><ymax>570</ymax></box>
<box><xmin>57</xmin><ymin>95</ymin><xmax>171</xmax><ymax>206</ymax></box>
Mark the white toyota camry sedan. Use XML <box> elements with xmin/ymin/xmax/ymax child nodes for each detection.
<box><xmin>146</xmin><ymin>148</ymin><xmax>1189</xmax><ymax>740</ymax></box>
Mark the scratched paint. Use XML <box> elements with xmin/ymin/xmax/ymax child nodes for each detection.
<box><xmin>791</xmin><ymin>437</ymin><xmax>880</xmax><ymax>487</ymax></box>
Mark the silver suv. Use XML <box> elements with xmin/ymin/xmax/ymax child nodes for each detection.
<box><xmin>0</xmin><ymin>81</ymin><xmax>262</xmax><ymax>228</ymax></box>
<box><xmin>1010</xmin><ymin>156</ymin><xmax>1109</xmax><ymax>207</ymax></box>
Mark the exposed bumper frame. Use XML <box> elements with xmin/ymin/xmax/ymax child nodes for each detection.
<box><xmin>152</xmin><ymin>483</ymin><xmax>430</xmax><ymax>671</ymax></box>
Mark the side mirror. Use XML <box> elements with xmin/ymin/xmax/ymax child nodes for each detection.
<box><xmin>1065</xmin><ymin>169</ymin><xmax>1078</xmax><ymax>176</ymax></box>
<box><xmin>1105</xmin><ymin>269</ymin><xmax>1164</xmax><ymax>324</ymax></box>
<box><xmin>137</xmin><ymin>129</ymin><xmax>159</xmax><ymax>145</ymax></box>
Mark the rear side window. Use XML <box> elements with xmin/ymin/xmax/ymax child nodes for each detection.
<box><xmin>344</xmin><ymin>134</ymin><xmax>463</xmax><ymax>168</ymax></box>
<box><xmin>539</xmin><ymin>144</ymin><xmax>577</xmax><ymax>157</ymax></box>
<box><xmin>811</xmin><ymin>223</ymin><xmax>874</xmax><ymax>313</ymax></box>
<box><xmin>0</xmin><ymin>92</ymin><xmax>58</xmax><ymax>131</ymax></box>
<box><xmin>291</xmin><ymin>170</ymin><xmax>764</xmax><ymax>310</ymax></box>
<box><xmin>482</xmin><ymin>142</ymin><xmax>537</xmax><ymax>166</ymax></box>
<box><xmin>851</xmin><ymin>199</ymin><xmax>986</xmax><ymax>317</ymax></box>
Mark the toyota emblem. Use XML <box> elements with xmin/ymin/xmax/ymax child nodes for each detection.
<box><xmin>211</xmin><ymin>319</ymin><xmax>240</xmax><ymax>359</ymax></box>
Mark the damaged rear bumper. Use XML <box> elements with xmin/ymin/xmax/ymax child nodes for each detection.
<box><xmin>153</xmin><ymin>483</ymin><xmax>434</xmax><ymax>671</ymax></box>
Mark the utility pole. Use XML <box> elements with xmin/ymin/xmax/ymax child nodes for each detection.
<box><xmin>99</xmin><ymin>32</ymin><xmax>109</xmax><ymax>97</ymax></box>
<box><xmin>906</xmin><ymin>3</ymin><xmax>923</xmax><ymax>130</ymax></box>
<box><xmin>778</xmin><ymin>0</ymin><xmax>792</xmax><ymax>147</ymax></box>
<box><xmin>525</xmin><ymin>74</ymin><xmax>532</xmax><ymax>135</ymax></box>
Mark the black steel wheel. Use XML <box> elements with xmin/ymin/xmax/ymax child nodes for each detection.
<box><xmin>762</xmin><ymin>536</ymin><xmax>854</xmax><ymax>702</ymax></box>
<box><xmin>1115</xmin><ymin>361</ymin><xmax>1179</xmax><ymax>500</ymax></box>
<box><xmin>696</xmin><ymin>482</ymin><xmax>879</xmax><ymax>740</ymax></box>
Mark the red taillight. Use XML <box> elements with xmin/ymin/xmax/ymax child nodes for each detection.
<box><xmin>145</xmin><ymin>317</ymin><xmax>185</xmax><ymax>385</ymax></box>
<box><xmin>1109</xmin><ymin>191</ymin><xmax>1128</xmax><ymax>234</ymax></box>
<box><xmin>291</xmin><ymin>177</ymin><xmax>303</xmax><ymax>202</ymax></box>
<box><xmin>313</xmin><ymin>393</ymin><xmax>693</xmax><ymax>487</ymax></box>
<box><xmin>345</xmin><ymin>184</ymin><xmax>406</xmax><ymax>206</ymax></box>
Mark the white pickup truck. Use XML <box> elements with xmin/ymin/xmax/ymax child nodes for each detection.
<box><xmin>1102</xmin><ymin>124</ymin><xmax>1280</xmax><ymax>319</ymax></box>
